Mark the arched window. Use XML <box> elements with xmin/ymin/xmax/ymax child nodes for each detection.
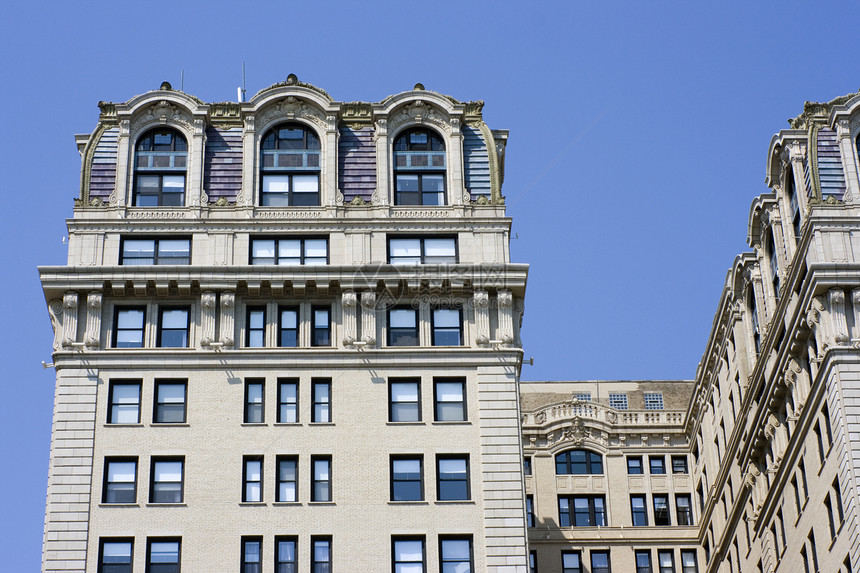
<box><xmin>786</xmin><ymin>169</ymin><xmax>801</xmax><ymax>242</ymax></box>
<box><xmin>133</xmin><ymin>128</ymin><xmax>187</xmax><ymax>206</ymax></box>
<box><xmin>767</xmin><ymin>232</ymin><xmax>779</xmax><ymax>298</ymax></box>
<box><xmin>259</xmin><ymin>123</ymin><xmax>320</xmax><ymax>206</ymax></box>
<box><xmin>748</xmin><ymin>285</ymin><xmax>760</xmax><ymax>353</ymax></box>
<box><xmin>555</xmin><ymin>449</ymin><xmax>603</xmax><ymax>475</ymax></box>
<box><xmin>393</xmin><ymin>128</ymin><xmax>446</xmax><ymax>205</ymax></box>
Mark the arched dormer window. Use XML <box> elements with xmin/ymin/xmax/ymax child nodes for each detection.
<box><xmin>133</xmin><ymin>128</ymin><xmax>187</xmax><ymax>206</ymax></box>
<box><xmin>260</xmin><ymin>123</ymin><xmax>320</xmax><ymax>206</ymax></box>
<box><xmin>393</xmin><ymin>128</ymin><xmax>446</xmax><ymax>205</ymax></box>
<box><xmin>748</xmin><ymin>285</ymin><xmax>761</xmax><ymax>353</ymax></box>
<box><xmin>767</xmin><ymin>232</ymin><xmax>779</xmax><ymax>298</ymax></box>
<box><xmin>555</xmin><ymin>449</ymin><xmax>603</xmax><ymax>475</ymax></box>
<box><xmin>786</xmin><ymin>169</ymin><xmax>801</xmax><ymax>243</ymax></box>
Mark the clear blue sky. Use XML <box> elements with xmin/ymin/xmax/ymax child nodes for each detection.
<box><xmin>2</xmin><ymin>1</ymin><xmax>859</xmax><ymax>569</ymax></box>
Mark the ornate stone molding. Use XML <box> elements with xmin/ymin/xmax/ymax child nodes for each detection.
<box><xmin>85</xmin><ymin>291</ymin><xmax>102</xmax><ymax>348</ymax></box>
<box><xmin>360</xmin><ymin>291</ymin><xmax>377</xmax><ymax>347</ymax></box>
<box><xmin>61</xmin><ymin>292</ymin><xmax>78</xmax><ymax>349</ymax></box>
<box><xmin>48</xmin><ymin>299</ymin><xmax>64</xmax><ymax>352</ymax></box>
<box><xmin>200</xmin><ymin>291</ymin><xmax>217</xmax><ymax>347</ymax></box>
<box><xmin>220</xmin><ymin>292</ymin><xmax>235</xmax><ymax>348</ymax></box>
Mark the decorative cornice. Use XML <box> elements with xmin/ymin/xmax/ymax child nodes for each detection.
<box><xmin>788</xmin><ymin>91</ymin><xmax>859</xmax><ymax>129</ymax></box>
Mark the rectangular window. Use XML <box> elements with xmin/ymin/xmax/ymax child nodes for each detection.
<box><xmin>388</xmin><ymin>308</ymin><xmax>419</xmax><ymax>346</ymax></box>
<box><xmin>99</xmin><ymin>538</ymin><xmax>133</xmax><ymax>573</ymax></box>
<box><xmin>676</xmin><ymin>494</ymin><xmax>693</xmax><ymax>526</ymax></box>
<box><xmin>278</xmin><ymin>307</ymin><xmax>299</xmax><ymax>347</ymax></box>
<box><xmin>392</xmin><ymin>537</ymin><xmax>425</xmax><ymax>573</ymax></box>
<box><xmin>609</xmin><ymin>392</ymin><xmax>628</xmax><ymax>409</ymax></box>
<box><xmin>529</xmin><ymin>550</ymin><xmax>537</xmax><ymax>573</ymax></box>
<box><xmin>250</xmin><ymin>237</ymin><xmax>328</xmax><ymax>265</ymax></box>
<box><xmin>241</xmin><ymin>537</ymin><xmax>262</xmax><ymax>573</ymax></box>
<box><xmin>153</xmin><ymin>381</ymin><xmax>186</xmax><ymax>423</ymax></box>
<box><xmin>627</xmin><ymin>456</ymin><xmax>643</xmax><ymax>474</ymax></box>
<box><xmin>777</xmin><ymin>509</ymin><xmax>787</xmax><ymax>553</ymax></box>
<box><xmin>388</xmin><ymin>237</ymin><xmax>458</xmax><ymax>265</ymax></box>
<box><xmin>649</xmin><ymin>456</ymin><xmax>666</xmax><ymax>474</ymax></box>
<box><xmin>312</xmin><ymin>379</ymin><xmax>331</xmax><ymax>423</ymax></box>
<box><xmin>524</xmin><ymin>456</ymin><xmax>532</xmax><ymax>476</ymax></box>
<box><xmin>631</xmin><ymin>494</ymin><xmax>648</xmax><ymax>526</ymax></box>
<box><xmin>261</xmin><ymin>174</ymin><xmax>320</xmax><ymax>207</ymax></box>
<box><xmin>657</xmin><ymin>550</ymin><xmax>675</xmax><ymax>573</ymax></box>
<box><xmin>431</xmin><ymin>308</ymin><xmax>462</xmax><ymax>346</ymax></box>
<box><xmin>157</xmin><ymin>307</ymin><xmax>189</xmax><ymax>348</ymax></box>
<box><xmin>244</xmin><ymin>379</ymin><xmax>264</xmax><ymax>424</ymax></box>
<box><xmin>277</xmin><ymin>378</ymin><xmax>299</xmax><ymax>423</ymax></box>
<box><xmin>113</xmin><ymin>307</ymin><xmax>146</xmax><ymax>348</ymax></box>
<box><xmin>591</xmin><ymin>551</ymin><xmax>611</xmax><ymax>573</ymax></box>
<box><xmin>391</xmin><ymin>456</ymin><xmax>423</xmax><ymax>501</ymax></box>
<box><xmin>802</xmin><ymin>547</ymin><xmax>810</xmax><ymax>573</ymax></box>
<box><xmin>680</xmin><ymin>550</ymin><xmax>698</xmax><ymax>573</ymax></box>
<box><xmin>147</xmin><ymin>538</ymin><xmax>181</xmax><ymax>573</ymax></box>
<box><xmin>103</xmin><ymin>458</ymin><xmax>137</xmax><ymax>504</ymax></box>
<box><xmin>243</xmin><ymin>456</ymin><xmax>263</xmax><ymax>502</ymax></box>
<box><xmin>311</xmin><ymin>306</ymin><xmax>331</xmax><ymax>347</ymax></box>
<box><xmin>558</xmin><ymin>495</ymin><xmax>606</xmax><ymax>527</ymax></box>
<box><xmin>653</xmin><ymin>494</ymin><xmax>670</xmax><ymax>525</ymax></box>
<box><xmin>246</xmin><ymin>307</ymin><xmax>266</xmax><ymax>347</ymax></box>
<box><xmin>815</xmin><ymin>423</ymin><xmax>826</xmax><ymax>463</ymax></box>
<box><xmin>644</xmin><ymin>392</ymin><xmax>664</xmax><ymax>410</ymax></box>
<box><xmin>276</xmin><ymin>456</ymin><xmax>298</xmax><ymax>503</ymax></box>
<box><xmin>833</xmin><ymin>478</ymin><xmax>845</xmax><ymax>528</ymax></box>
<box><xmin>437</xmin><ymin>455</ymin><xmax>470</xmax><ymax>500</ymax></box>
<box><xmin>434</xmin><ymin>378</ymin><xmax>466</xmax><ymax>421</ymax></box>
<box><xmin>526</xmin><ymin>495</ymin><xmax>535</xmax><ymax>527</ymax></box>
<box><xmin>121</xmin><ymin>237</ymin><xmax>190</xmax><ymax>265</ymax></box>
<box><xmin>108</xmin><ymin>381</ymin><xmax>141</xmax><ymax>424</ymax></box>
<box><xmin>561</xmin><ymin>551</ymin><xmax>582</xmax><ymax>573</ymax></box>
<box><xmin>150</xmin><ymin>458</ymin><xmax>184</xmax><ymax>503</ymax></box>
<box><xmin>389</xmin><ymin>378</ymin><xmax>420</xmax><ymax>422</ymax></box>
<box><xmin>636</xmin><ymin>550</ymin><xmax>652</xmax><ymax>573</ymax></box>
<box><xmin>440</xmin><ymin>537</ymin><xmax>472</xmax><ymax>573</ymax></box>
<box><xmin>312</xmin><ymin>456</ymin><xmax>332</xmax><ymax>502</ymax></box>
<box><xmin>311</xmin><ymin>536</ymin><xmax>331</xmax><ymax>573</ymax></box>
<box><xmin>275</xmin><ymin>536</ymin><xmax>298</xmax><ymax>573</ymax></box>
<box><xmin>672</xmin><ymin>456</ymin><xmax>689</xmax><ymax>474</ymax></box>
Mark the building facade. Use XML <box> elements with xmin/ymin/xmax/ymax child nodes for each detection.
<box><xmin>40</xmin><ymin>77</ymin><xmax>528</xmax><ymax>573</ymax></box>
<box><xmin>40</xmin><ymin>83</ymin><xmax>860</xmax><ymax>573</ymax></box>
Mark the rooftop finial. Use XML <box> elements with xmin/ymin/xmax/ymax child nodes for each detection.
<box><xmin>286</xmin><ymin>73</ymin><xmax>298</xmax><ymax>85</ymax></box>
<box><xmin>413</xmin><ymin>82</ymin><xmax>425</xmax><ymax>91</ymax></box>
<box><xmin>160</xmin><ymin>81</ymin><xmax>172</xmax><ymax>91</ymax></box>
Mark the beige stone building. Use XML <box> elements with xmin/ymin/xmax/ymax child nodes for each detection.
<box><xmin>39</xmin><ymin>78</ymin><xmax>528</xmax><ymax>573</ymax></box>
<box><xmin>40</xmin><ymin>82</ymin><xmax>860</xmax><ymax>573</ymax></box>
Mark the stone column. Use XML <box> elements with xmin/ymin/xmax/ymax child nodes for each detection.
<box><xmin>85</xmin><ymin>291</ymin><xmax>102</xmax><ymax>349</ymax></box>
<box><xmin>342</xmin><ymin>290</ymin><xmax>357</xmax><ymax>346</ymax></box>
<box><xmin>220</xmin><ymin>292</ymin><xmax>235</xmax><ymax>348</ymax></box>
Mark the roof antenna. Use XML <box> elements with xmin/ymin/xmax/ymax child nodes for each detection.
<box><xmin>237</xmin><ymin>62</ymin><xmax>246</xmax><ymax>103</ymax></box>
<box><xmin>180</xmin><ymin>69</ymin><xmax>184</xmax><ymax>92</ymax></box>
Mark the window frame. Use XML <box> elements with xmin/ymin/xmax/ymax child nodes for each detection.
<box><xmin>275</xmin><ymin>536</ymin><xmax>298</xmax><ymax>573</ymax></box>
<box><xmin>649</xmin><ymin>455</ymin><xmax>666</xmax><ymax>475</ymax></box>
<box><xmin>241</xmin><ymin>536</ymin><xmax>262</xmax><ymax>573</ymax></box>
<box><xmin>434</xmin><ymin>378</ymin><xmax>467</xmax><ymax>422</ymax></box>
<box><xmin>609</xmin><ymin>392</ymin><xmax>628</xmax><ymax>409</ymax></box>
<box><xmin>676</xmin><ymin>494</ymin><xmax>693</xmax><ymax>526</ymax></box>
<box><xmin>108</xmin><ymin>380</ymin><xmax>141</xmax><ymax>424</ymax></box>
<box><xmin>98</xmin><ymin>537</ymin><xmax>134</xmax><ymax>573</ymax></box>
<box><xmin>591</xmin><ymin>550</ymin><xmax>611</xmax><ymax>573</ymax></box>
<box><xmin>310</xmin><ymin>536</ymin><xmax>332</xmax><ymax>573</ymax></box>
<box><xmin>392</xmin><ymin>535</ymin><xmax>426</xmax><ymax>573</ymax></box>
<box><xmin>635</xmin><ymin>550</ymin><xmax>653</xmax><ymax>573</ymax></box>
<box><xmin>250</xmin><ymin>237</ymin><xmax>329</xmax><ymax>265</ymax></box>
<box><xmin>644</xmin><ymin>392</ymin><xmax>664</xmax><ymax>410</ymax></box>
<box><xmin>244</xmin><ymin>379</ymin><xmax>265</xmax><ymax>424</ymax></box>
<box><xmin>630</xmin><ymin>494</ymin><xmax>648</xmax><ymax>526</ymax></box>
<box><xmin>439</xmin><ymin>536</ymin><xmax>473</xmax><ymax>573</ymax></box>
<box><xmin>558</xmin><ymin>495</ymin><xmax>606</xmax><ymax>527</ymax></box>
<box><xmin>387</xmin><ymin>236</ymin><xmax>459</xmax><ymax>265</ymax></box>
<box><xmin>120</xmin><ymin>236</ymin><xmax>191</xmax><ymax>265</ymax></box>
<box><xmin>242</xmin><ymin>455</ymin><xmax>263</xmax><ymax>503</ymax></box>
<box><xmin>113</xmin><ymin>306</ymin><xmax>146</xmax><ymax>348</ymax></box>
<box><xmin>133</xmin><ymin>128</ymin><xmax>188</xmax><ymax>208</ymax></box>
<box><xmin>388</xmin><ymin>307</ymin><xmax>419</xmax><ymax>346</ymax></box>
<box><xmin>150</xmin><ymin>457</ymin><xmax>184</xmax><ymax>504</ymax></box>
<box><xmin>246</xmin><ymin>306</ymin><xmax>266</xmax><ymax>348</ymax></box>
<box><xmin>259</xmin><ymin>123</ymin><xmax>321</xmax><ymax>207</ymax></box>
<box><xmin>389</xmin><ymin>378</ymin><xmax>421</xmax><ymax>423</ymax></box>
<box><xmin>393</xmin><ymin>127</ymin><xmax>447</xmax><ymax>206</ymax></box>
<box><xmin>311</xmin><ymin>455</ymin><xmax>332</xmax><ymax>502</ymax></box>
<box><xmin>431</xmin><ymin>307</ymin><xmax>463</xmax><ymax>346</ymax></box>
<box><xmin>390</xmin><ymin>455</ymin><xmax>424</xmax><ymax>502</ymax></box>
<box><xmin>153</xmin><ymin>380</ymin><xmax>187</xmax><ymax>424</ymax></box>
<box><xmin>555</xmin><ymin>449</ymin><xmax>603</xmax><ymax>475</ymax></box>
<box><xmin>679</xmin><ymin>550</ymin><xmax>698</xmax><ymax>573</ymax></box>
<box><xmin>311</xmin><ymin>378</ymin><xmax>331</xmax><ymax>423</ymax></box>
<box><xmin>526</xmin><ymin>494</ymin><xmax>535</xmax><ymax>527</ymax></box>
<box><xmin>156</xmin><ymin>306</ymin><xmax>190</xmax><ymax>348</ymax></box>
<box><xmin>436</xmin><ymin>454</ymin><xmax>470</xmax><ymax>501</ymax></box>
<box><xmin>277</xmin><ymin>378</ymin><xmax>299</xmax><ymax>424</ymax></box>
<box><xmin>276</xmin><ymin>455</ymin><xmax>298</xmax><ymax>503</ymax></box>
<box><xmin>627</xmin><ymin>456</ymin><xmax>643</xmax><ymax>475</ymax></box>
<box><xmin>146</xmin><ymin>537</ymin><xmax>181</xmax><ymax>573</ymax></box>
<box><xmin>278</xmin><ymin>306</ymin><xmax>299</xmax><ymax>347</ymax></box>
<box><xmin>653</xmin><ymin>494</ymin><xmax>671</xmax><ymax>526</ymax></box>
<box><xmin>103</xmin><ymin>457</ymin><xmax>138</xmax><ymax>504</ymax></box>
<box><xmin>561</xmin><ymin>550</ymin><xmax>582</xmax><ymax>573</ymax></box>
<box><xmin>311</xmin><ymin>306</ymin><xmax>331</xmax><ymax>347</ymax></box>
<box><xmin>671</xmin><ymin>455</ymin><xmax>689</xmax><ymax>474</ymax></box>
<box><xmin>657</xmin><ymin>550</ymin><xmax>675</xmax><ymax>573</ymax></box>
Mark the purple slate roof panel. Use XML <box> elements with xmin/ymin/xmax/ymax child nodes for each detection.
<box><xmin>339</xmin><ymin>126</ymin><xmax>376</xmax><ymax>202</ymax></box>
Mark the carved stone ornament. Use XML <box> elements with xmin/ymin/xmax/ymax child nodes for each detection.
<box><xmin>257</xmin><ymin>97</ymin><xmax>326</xmax><ymax>132</ymax></box>
<box><xmin>389</xmin><ymin>101</ymin><xmax>450</xmax><ymax>135</ymax></box>
<box><xmin>534</xmin><ymin>410</ymin><xmax>546</xmax><ymax>424</ymax></box>
<box><xmin>474</xmin><ymin>291</ymin><xmax>489</xmax><ymax>308</ymax></box>
<box><xmin>221</xmin><ymin>292</ymin><xmax>235</xmax><ymax>309</ymax></box>
<box><xmin>360</xmin><ymin>291</ymin><xmax>377</xmax><ymax>309</ymax></box>
<box><xmin>562</xmin><ymin>417</ymin><xmax>589</xmax><ymax>446</ymax></box>
<box><xmin>497</xmin><ymin>291</ymin><xmax>513</xmax><ymax>308</ymax></box>
<box><xmin>342</xmin><ymin>291</ymin><xmax>357</xmax><ymax>308</ymax></box>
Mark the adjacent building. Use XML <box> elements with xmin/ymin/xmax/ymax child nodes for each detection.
<box><xmin>40</xmin><ymin>82</ymin><xmax>860</xmax><ymax>573</ymax></box>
